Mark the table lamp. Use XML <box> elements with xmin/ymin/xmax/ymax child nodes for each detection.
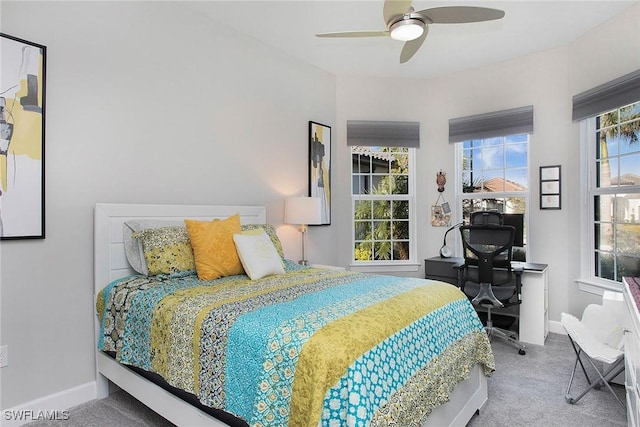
<box><xmin>285</xmin><ymin>197</ymin><xmax>322</xmax><ymax>265</ymax></box>
<box><xmin>440</xmin><ymin>222</ymin><xmax>463</xmax><ymax>258</ymax></box>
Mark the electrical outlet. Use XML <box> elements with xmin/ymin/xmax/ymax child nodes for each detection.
<box><xmin>0</xmin><ymin>345</ymin><xmax>8</xmax><ymax>367</ymax></box>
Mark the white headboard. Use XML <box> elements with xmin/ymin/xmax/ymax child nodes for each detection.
<box><xmin>93</xmin><ymin>203</ymin><xmax>267</xmax><ymax>295</ymax></box>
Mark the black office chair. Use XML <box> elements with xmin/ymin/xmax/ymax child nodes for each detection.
<box><xmin>470</xmin><ymin>210</ymin><xmax>503</xmax><ymax>225</ymax></box>
<box><xmin>458</xmin><ymin>223</ymin><xmax>526</xmax><ymax>355</ymax></box>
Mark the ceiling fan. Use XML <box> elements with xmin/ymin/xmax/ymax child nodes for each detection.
<box><xmin>316</xmin><ymin>0</ymin><xmax>505</xmax><ymax>64</ymax></box>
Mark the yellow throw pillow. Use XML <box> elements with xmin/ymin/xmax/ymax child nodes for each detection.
<box><xmin>185</xmin><ymin>214</ymin><xmax>243</xmax><ymax>280</ymax></box>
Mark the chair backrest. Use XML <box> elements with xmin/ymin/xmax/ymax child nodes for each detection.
<box><xmin>459</xmin><ymin>223</ymin><xmax>516</xmax><ymax>286</ymax></box>
<box><xmin>470</xmin><ymin>210</ymin><xmax>503</xmax><ymax>226</ymax></box>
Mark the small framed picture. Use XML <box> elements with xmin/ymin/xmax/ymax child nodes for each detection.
<box><xmin>431</xmin><ymin>204</ymin><xmax>451</xmax><ymax>227</ymax></box>
<box><xmin>539</xmin><ymin>165</ymin><xmax>561</xmax><ymax>210</ymax></box>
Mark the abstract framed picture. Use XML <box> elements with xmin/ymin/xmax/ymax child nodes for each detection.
<box><xmin>0</xmin><ymin>33</ymin><xmax>46</xmax><ymax>239</ymax></box>
<box><xmin>309</xmin><ymin>121</ymin><xmax>331</xmax><ymax>225</ymax></box>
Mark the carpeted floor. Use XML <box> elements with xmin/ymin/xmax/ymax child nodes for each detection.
<box><xmin>25</xmin><ymin>333</ymin><xmax>627</xmax><ymax>427</ymax></box>
<box><xmin>466</xmin><ymin>332</ymin><xmax>626</xmax><ymax>426</ymax></box>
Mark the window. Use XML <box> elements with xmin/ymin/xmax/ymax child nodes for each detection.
<box><xmin>458</xmin><ymin>134</ymin><xmax>529</xmax><ymax>260</ymax></box>
<box><xmin>587</xmin><ymin>101</ymin><xmax>640</xmax><ymax>282</ymax></box>
<box><xmin>351</xmin><ymin>146</ymin><xmax>415</xmax><ymax>264</ymax></box>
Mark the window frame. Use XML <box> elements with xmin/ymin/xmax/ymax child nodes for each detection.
<box><xmin>349</xmin><ymin>146</ymin><xmax>418</xmax><ymax>272</ymax></box>
<box><xmin>454</xmin><ymin>134</ymin><xmax>531</xmax><ymax>260</ymax></box>
<box><xmin>577</xmin><ymin>111</ymin><xmax>640</xmax><ymax>294</ymax></box>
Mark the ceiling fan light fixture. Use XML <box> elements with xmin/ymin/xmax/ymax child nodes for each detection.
<box><xmin>389</xmin><ymin>19</ymin><xmax>424</xmax><ymax>41</ymax></box>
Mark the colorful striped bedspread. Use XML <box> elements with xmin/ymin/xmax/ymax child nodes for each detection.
<box><xmin>97</xmin><ymin>263</ymin><xmax>494</xmax><ymax>427</ymax></box>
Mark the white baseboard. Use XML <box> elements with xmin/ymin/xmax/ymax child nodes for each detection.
<box><xmin>548</xmin><ymin>319</ymin><xmax>566</xmax><ymax>336</ymax></box>
<box><xmin>1</xmin><ymin>381</ymin><xmax>96</xmax><ymax>427</ymax></box>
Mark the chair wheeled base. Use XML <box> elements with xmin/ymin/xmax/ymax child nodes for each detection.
<box><xmin>483</xmin><ymin>301</ymin><xmax>526</xmax><ymax>355</ymax></box>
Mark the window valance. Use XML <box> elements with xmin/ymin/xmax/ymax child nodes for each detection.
<box><xmin>347</xmin><ymin>120</ymin><xmax>420</xmax><ymax>148</ymax></box>
<box><xmin>572</xmin><ymin>69</ymin><xmax>640</xmax><ymax>121</ymax></box>
<box><xmin>449</xmin><ymin>105</ymin><xmax>534</xmax><ymax>143</ymax></box>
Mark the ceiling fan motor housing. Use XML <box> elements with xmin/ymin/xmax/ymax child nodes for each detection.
<box><xmin>389</xmin><ymin>17</ymin><xmax>425</xmax><ymax>41</ymax></box>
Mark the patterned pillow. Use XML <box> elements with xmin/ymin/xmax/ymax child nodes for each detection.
<box><xmin>233</xmin><ymin>230</ymin><xmax>285</xmax><ymax>280</ymax></box>
<box><xmin>124</xmin><ymin>219</ymin><xmax>185</xmax><ymax>274</ymax></box>
<box><xmin>133</xmin><ymin>226</ymin><xmax>195</xmax><ymax>276</ymax></box>
<box><xmin>241</xmin><ymin>224</ymin><xmax>284</xmax><ymax>258</ymax></box>
<box><xmin>185</xmin><ymin>214</ymin><xmax>244</xmax><ymax>281</ymax></box>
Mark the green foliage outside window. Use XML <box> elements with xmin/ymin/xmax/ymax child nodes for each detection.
<box><xmin>352</xmin><ymin>147</ymin><xmax>411</xmax><ymax>261</ymax></box>
<box><xmin>593</xmin><ymin>102</ymin><xmax>640</xmax><ymax>281</ymax></box>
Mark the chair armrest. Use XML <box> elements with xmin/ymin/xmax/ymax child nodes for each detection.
<box><xmin>513</xmin><ymin>265</ymin><xmax>524</xmax><ymax>300</ymax></box>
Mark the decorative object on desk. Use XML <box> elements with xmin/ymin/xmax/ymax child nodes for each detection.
<box><xmin>440</xmin><ymin>222</ymin><xmax>463</xmax><ymax>258</ymax></box>
<box><xmin>284</xmin><ymin>196</ymin><xmax>322</xmax><ymax>265</ymax></box>
<box><xmin>0</xmin><ymin>33</ymin><xmax>46</xmax><ymax>239</ymax></box>
<box><xmin>309</xmin><ymin>121</ymin><xmax>331</xmax><ymax>225</ymax></box>
<box><xmin>540</xmin><ymin>165</ymin><xmax>561</xmax><ymax>210</ymax></box>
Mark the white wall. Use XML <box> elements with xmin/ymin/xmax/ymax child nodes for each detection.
<box><xmin>0</xmin><ymin>1</ymin><xmax>337</xmax><ymax>409</ymax></box>
<box><xmin>335</xmin><ymin>4</ymin><xmax>640</xmax><ymax>327</ymax></box>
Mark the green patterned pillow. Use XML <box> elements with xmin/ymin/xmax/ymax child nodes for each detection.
<box><xmin>241</xmin><ymin>224</ymin><xmax>284</xmax><ymax>258</ymax></box>
<box><xmin>132</xmin><ymin>226</ymin><xmax>195</xmax><ymax>275</ymax></box>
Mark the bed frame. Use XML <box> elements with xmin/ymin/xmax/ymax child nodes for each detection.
<box><xmin>94</xmin><ymin>203</ymin><xmax>488</xmax><ymax>427</ymax></box>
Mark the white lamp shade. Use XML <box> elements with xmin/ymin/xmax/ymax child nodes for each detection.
<box><xmin>285</xmin><ymin>197</ymin><xmax>322</xmax><ymax>225</ymax></box>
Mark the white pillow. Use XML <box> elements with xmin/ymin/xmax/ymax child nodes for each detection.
<box><xmin>123</xmin><ymin>220</ymin><xmax>185</xmax><ymax>274</ymax></box>
<box><xmin>233</xmin><ymin>230</ymin><xmax>285</xmax><ymax>280</ymax></box>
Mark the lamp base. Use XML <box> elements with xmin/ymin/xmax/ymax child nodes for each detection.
<box><xmin>298</xmin><ymin>260</ymin><xmax>309</xmax><ymax>266</ymax></box>
<box><xmin>439</xmin><ymin>245</ymin><xmax>453</xmax><ymax>258</ymax></box>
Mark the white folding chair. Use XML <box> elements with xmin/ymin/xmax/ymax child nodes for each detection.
<box><xmin>561</xmin><ymin>304</ymin><xmax>625</xmax><ymax>410</ymax></box>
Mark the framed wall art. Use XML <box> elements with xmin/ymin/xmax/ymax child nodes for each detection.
<box><xmin>0</xmin><ymin>33</ymin><xmax>46</xmax><ymax>239</ymax></box>
<box><xmin>540</xmin><ymin>165</ymin><xmax>561</xmax><ymax>210</ymax></box>
<box><xmin>309</xmin><ymin>121</ymin><xmax>331</xmax><ymax>225</ymax></box>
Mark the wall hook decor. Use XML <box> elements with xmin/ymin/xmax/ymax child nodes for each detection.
<box><xmin>436</xmin><ymin>170</ymin><xmax>447</xmax><ymax>192</ymax></box>
<box><xmin>431</xmin><ymin>170</ymin><xmax>451</xmax><ymax>227</ymax></box>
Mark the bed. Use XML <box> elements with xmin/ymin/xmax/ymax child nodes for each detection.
<box><xmin>94</xmin><ymin>203</ymin><xmax>494</xmax><ymax>427</ymax></box>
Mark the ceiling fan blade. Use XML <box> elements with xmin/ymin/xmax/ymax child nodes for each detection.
<box><xmin>383</xmin><ymin>0</ymin><xmax>413</xmax><ymax>25</ymax></box>
<box><xmin>399</xmin><ymin>25</ymin><xmax>429</xmax><ymax>64</ymax></box>
<box><xmin>316</xmin><ymin>30</ymin><xmax>389</xmax><ymax>38</ymax></box>
<box><xmin>416</xmin><ymin>6</ymin><xmax>505</xmax><ymax>24</ymax></box>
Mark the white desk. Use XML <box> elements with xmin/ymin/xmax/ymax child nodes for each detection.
<box><xmin>516</xmin><ymin>263</ymin><xmax>549</xmax><ymax>346</ymax></box>
<box><xmin>424</xmin><ymin>257</ymin><xmax>549</xmax><ymax>346</ymax></box>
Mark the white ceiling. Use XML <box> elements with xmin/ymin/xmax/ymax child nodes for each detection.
<box><xmin>186</xmin><ymin>0</ymin><xmax>639</xmax><ymax>79</ymax></box>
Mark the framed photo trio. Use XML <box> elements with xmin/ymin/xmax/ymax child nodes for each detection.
<box><xmin>0</xmin><ymin>33</ymin><xmax>46</xmax><ymax>239</ymax></box>
<box><xmin>540</xmin><ymin>165</ymin><xmax>561</xmax><ymax>210</ymax></box>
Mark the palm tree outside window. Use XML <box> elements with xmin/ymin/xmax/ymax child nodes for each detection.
<box><xmin>591</xmin><ymin>101</ymin><xmax>640</xmax><ymax>282</ymax></box>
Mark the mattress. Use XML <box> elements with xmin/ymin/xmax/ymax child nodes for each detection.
<box><xmin>97</xmin><ymin>264</ymin><xmax>494</xmax><ymax>427</ymax></box>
